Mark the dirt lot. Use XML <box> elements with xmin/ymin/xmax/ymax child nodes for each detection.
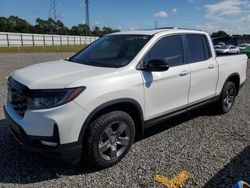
<box><xmin>0</xmin><ymin>53</ymin><xmax>249</xmax><ymax>188</ymax></box>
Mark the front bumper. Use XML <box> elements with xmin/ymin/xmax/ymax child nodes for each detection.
<box><xmin>4</xmin><ymin>106</ymin><xmax>83</xmax><ymax>164</ymax></box>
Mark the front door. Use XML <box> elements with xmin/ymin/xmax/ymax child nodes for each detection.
<box><xmin>142</xmin><ymin>35</ymin><xmax>191</xmax><ymax>120</ymax></box>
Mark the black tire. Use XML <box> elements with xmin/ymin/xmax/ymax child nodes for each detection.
<box><xmin>83</xmin><ymin>111</ymin><xmax>135</xmax><ymax>168</ymax></box>
<box><xmin>216</xmin><ymin>81</ymin><xmax>237</xmax><ymax>114</ymax></box>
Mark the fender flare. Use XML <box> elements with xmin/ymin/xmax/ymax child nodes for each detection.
<box><xmin>77</xmin><ymin>98</ymin><xmax>144</xmax><ymax>143</ymax></box>
<box><xmin>221</xmin><ymin>72</ymin><xmax>240</xmax><ymax>95</ymax></box>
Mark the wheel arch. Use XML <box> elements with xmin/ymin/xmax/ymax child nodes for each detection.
<box><xmin>78</xmin><ymin>98</ymin><xmax>144</xmax><ymax>143</ymax></box>
<box><xmin>224</xmin><ymin>73</ymin><xmax>240</xmax><ymax>95</ymax></box>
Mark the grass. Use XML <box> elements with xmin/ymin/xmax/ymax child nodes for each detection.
<box><xmin>0</xmin><ymin>45</ymin><xmax>86</xmax><ymax>53</ymax></box>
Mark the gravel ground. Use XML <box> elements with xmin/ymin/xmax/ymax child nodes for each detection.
<box><xmin>0</xmin><ymin>53</ymin><xmax>249</xmax><ymax>188</ymax></box>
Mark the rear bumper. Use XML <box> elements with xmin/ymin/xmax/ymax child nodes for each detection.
<box><xmin>4</xmin><ymin>106</ymin><xmax>82</xmax><ymax>164</ymax></box>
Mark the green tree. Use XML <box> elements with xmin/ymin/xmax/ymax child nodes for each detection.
<box><xmin>7</xmin><ymin>16</ymin><xmax>33</xmax><ymax>33</ymax></box>
<box><xmin>100</xmin><ymin>26</ymin><xmax>119</xmax><ymax>36</ymax></box>
<box><xmin>0</xmin><ymin>17</ymin><xmax>10</xmax><ymax>32</ymax></box>
<box><xmin>70</xmin><ymin>24</ymin><xmax>90</xmax><ymax>35</ymax></box>
<box><xmin>211</xmin><ymin>31</ymin><xmax>229</xmax><ymax>38</ymax></box>
<box><xmin>35</xmin><ymin>18</ymin><xmax>50</xmax><ymax>34</ymax></box>
<box><xmin>34</xmin><ymin>18</ymin><xmax>69</xmax><ymax>34</ymax></box>
<box><xmin>93</xmin><ymin>26</ymin><xmax>102</xmax><ymax>36</ymax></box>
<box><xmin>55</xmin><ymin>20</ymin><xmax>69</xmax><ymax>35</ymax></box>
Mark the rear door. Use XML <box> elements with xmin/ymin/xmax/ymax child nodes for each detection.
<box><xmin>184</xmin><ymin>34</ymin><xmax>218</xmax><ymax>103</ymax></box>
<box><xmin>142</xmin><ymin>35</ymin><xmax>191</xmax><ymax>120</ymax></box>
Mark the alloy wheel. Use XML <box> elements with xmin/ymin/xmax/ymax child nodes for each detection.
<box><xmin>223</xmin><ymin>86</ymin><xmax>236</xmax><ymax>110</ymax></box>
<box><xmin>98</xmin><ymin>121</ymin><xmax>130</xmax><ymax>161</ymax></box>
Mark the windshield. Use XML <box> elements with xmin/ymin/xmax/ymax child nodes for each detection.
<box><xmin>70</xmin><ymin>34</ymin><xmax>152</xmax><ymax>68</ymax></box>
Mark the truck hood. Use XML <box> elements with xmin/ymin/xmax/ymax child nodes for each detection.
<box><xmin>11</xmin><ymin>59</ymin><xmax>116</xmax><ymax>89</ymax></box>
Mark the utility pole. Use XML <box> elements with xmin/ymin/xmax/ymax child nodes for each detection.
<box><xmin>85</xmin><ymin>0</ymin><xmax>90</xmax><ymax>27</ymax></box>
<box><xmin>83</xmin><ymin>0</ymin><xmax>90</xmax><ymax>35</ymax></box>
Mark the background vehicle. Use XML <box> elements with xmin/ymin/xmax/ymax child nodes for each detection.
<box><xmin>214</xmin><ymin>42</ymin><xmax>226</xmax><ymax>49</ymax></box>
<box><xmin>242</xmin><ymin>46</ymin><xmax>250</xmax><ymax>58</ymax></box>
<box><xmin>238</xmin><ymin>43</ymin><xmax>250</xmax><ymax>51</ymax></box>
<box><xmin>215</xmin><ymin>45</ymin><xmax>240</xmax><ymax>54</ymax></box>
<box><xmin>4</xmin><ymin>28</ymin><xmax>247</xmax><ymax>168</ymax></box>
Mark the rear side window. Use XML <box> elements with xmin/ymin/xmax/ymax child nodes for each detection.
<box><xmin>148</xmin><ymin>35</ymin><xmax>183</xmax><ymax>67</ymax></box>
<box><xmin>186</xmin><ymin>34</ymin><xmax>211</xmax><ymax>63</ymax></box>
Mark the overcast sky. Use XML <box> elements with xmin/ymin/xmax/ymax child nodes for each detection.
<box><xmin>1</xmin><ymin>0</ymin><xmax>250</xmax><ymax>34</ymax></box>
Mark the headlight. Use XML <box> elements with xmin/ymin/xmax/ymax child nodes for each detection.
<box><xmin>27</xmin><ymin>87</ymin><xmax>85</xmax><ymax>110</ymax></box>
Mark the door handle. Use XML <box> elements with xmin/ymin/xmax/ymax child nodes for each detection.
<box><xmin>208</xmin><ymin>64</ymin><xmax>215</xmax><ymax>69</ymax></box>
<box><xmin>180</xmin><ymin>70</ymin><xmax>189</xmax><ymax>76</ymax></box>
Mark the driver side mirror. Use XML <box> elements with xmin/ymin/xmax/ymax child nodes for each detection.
<box><xmin>137</xmin><ymin>59</ymin><xmax>169</xmax><ymax>72</ymax></box>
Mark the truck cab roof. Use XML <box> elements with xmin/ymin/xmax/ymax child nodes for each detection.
<box><xmin>108</xmin><ymin>28</ymin><xmax>208</xmax><ymax>36</ymax></box>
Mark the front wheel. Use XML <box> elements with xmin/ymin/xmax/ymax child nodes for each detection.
<box><xmin>84</xmin><ymin>111</ymin><xmax>135</xmax><ymax>168</ymax></box>
<box><xmin>216</xmin><ymin>81</ymin><xmax>237</xmax><ymax>114</ymax></box>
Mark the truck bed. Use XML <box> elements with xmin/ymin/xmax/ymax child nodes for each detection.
<box><xmin>215</xmin><ymin>54</ymin><xmax>248</xmax><ymax>95</ymax></box>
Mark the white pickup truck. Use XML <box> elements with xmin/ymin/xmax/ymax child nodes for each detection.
<box><xmin>4</xmin><ymin>28</ymin><xmax>247</xmax><ymax>168</ymax></box>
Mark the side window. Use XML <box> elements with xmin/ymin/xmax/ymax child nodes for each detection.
<box><xmin>186</xmin><ymin>34</ymin><xmax>210</xmax><ymax>63</ymax></box>
<box><xmin>148</xmin><ymin>35</ymin><xmax>184</xmax><ymax>67</ymax></box>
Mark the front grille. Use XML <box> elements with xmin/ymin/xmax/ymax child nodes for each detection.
<box><xmin>8</xmin><ymin>86</ymin><xmax>28</xmax><ymax>118</ymax></box>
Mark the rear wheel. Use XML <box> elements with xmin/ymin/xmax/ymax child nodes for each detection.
<box><xmin>84</xmin><ymin>111</ymin><xmax>135</xmax><ymax>168</ymax></box>
<box><xmin>216</xmin><ymin>81</ymin><xmax>236</xmax><ymax>114</ymax></box>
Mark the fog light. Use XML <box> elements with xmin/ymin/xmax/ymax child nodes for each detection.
<box><xmin>40</xmin><ymin>140</ymin><xmax>58</xmax><ymax>146</ymax></box>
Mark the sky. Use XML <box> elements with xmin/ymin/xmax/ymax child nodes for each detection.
<box><xmin>1</xmin><ymin>0</ymin><xmax>250</xmax><ymax>34</ymax></box>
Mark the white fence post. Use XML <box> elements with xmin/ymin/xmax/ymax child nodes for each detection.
<box><xmin>6</xmin><ymin>33</ymin><xmax>9</xmax><ymax>47</ymax></box>
<box><xmin>52</xmin><ymin>35</ymin><xmax>54</xmax><ymax>46</ymax></box>
<box><xmin>32</xmin><ymin>35</ymin><xmax>35</xmax><ymax>46</ymax></box>
<box><xmin>43</xmin><ymin>35</ymin><xmax>45</xmax><ymax>47</ymax></box>
<box><xmin>20</xmin><ymin>34</ymin><xmax>23</xmax><ymax>47</ymax></box>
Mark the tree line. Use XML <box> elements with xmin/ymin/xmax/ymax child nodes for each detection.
<box><xmin>0</xmin><ymin>16</ymin><xmax>120</xmax><ymax>37</ymax></box>
<box><xmin>211</xmin><ymin>31</ymin><xmax>250</xmax><ymax>40</ymax></box>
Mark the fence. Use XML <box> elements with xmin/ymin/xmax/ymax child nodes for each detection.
<box><xmin>0</xmin><ymin>32</ymin><xmax>99</xmax><ymax>47</ymax></box>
